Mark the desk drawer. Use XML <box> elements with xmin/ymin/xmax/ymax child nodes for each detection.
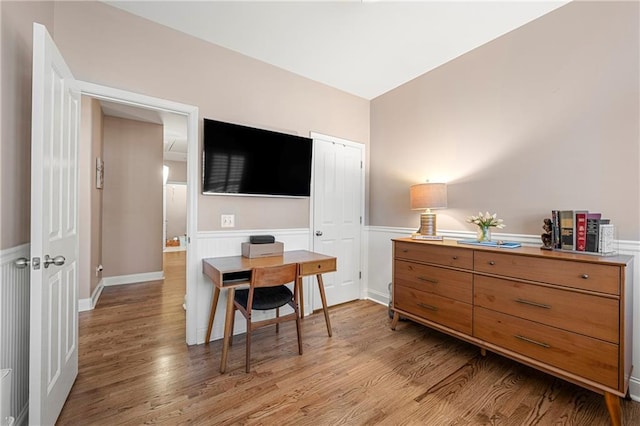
<box><xmin>474</xmin><ymin>251</ymin><xmax>620</xmax><ymax>295</ymax></box>
<box><xmin>299</xmin><ymin>258</ymin><xmax>336</xmax><ymax>276</ymax></box>
<box><xmin>474</xmin><ymin>275</ymin><xmax>619</xmax><ymax>343</ymax></box>
<box><xmin>395</xmin><ymin>241</ymin><xmax>472</xmax><ymax>269</ymax></box>
<box><xmin>474</xmin><ymin>307</ymin><xmax>618</xmax><ymax>389</ymax></box>
<box><xmin>395</xmin><ymin>260</ymin><xmax>472</xmax><ymax>303</ymax></box>
<box><xmin>395</xmin><ymin>286</ymin><xmax>472</xmax><ymax>334</ymax></box>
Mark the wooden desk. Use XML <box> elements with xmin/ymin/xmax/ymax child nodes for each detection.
<box><xmin>202</xmin><ymin>250</ymin><xmax>337</xmax><ymax>373</ymax></box>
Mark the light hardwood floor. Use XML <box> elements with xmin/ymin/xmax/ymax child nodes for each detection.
<box><xmin>57</xmin><ymin>251</ymin><xmax>639</xmax><ymax>425</ymax></box>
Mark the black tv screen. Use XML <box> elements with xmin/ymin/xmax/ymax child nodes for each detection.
<box><xmin>202</xmin><ymin>118</ymin><xmax>313</xmax><ymax>197</ymax></box>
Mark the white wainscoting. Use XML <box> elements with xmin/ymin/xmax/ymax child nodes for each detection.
<box><xmin>0</xmin><ymin>244</ymin><xmax>30</xmax><ymax>425</ymax></box>
<box><xmin>195</xmin><ymin>229</ymin><xmax>312</xmax><ymax>344</ymax></box>
<box><xmin>364</xmin><ymin>226</ymin><xmax>640</xmax><ymax>401</ymax></box>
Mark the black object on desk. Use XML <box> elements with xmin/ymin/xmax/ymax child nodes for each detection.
<box><xmin>249</xmin><ymin>235</ymin><xmax>275</xmax><ymax>244</ymax></box>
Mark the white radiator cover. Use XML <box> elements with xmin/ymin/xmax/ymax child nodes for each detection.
<box><xmin>1</xmin><ymin>369</ymin><xmax>13</xmax><ymax>425</ymax></box>
<box><xmin>0</xmin><ymin>244</ymin><xmax>30</xmax><ymax>425</ymax></box>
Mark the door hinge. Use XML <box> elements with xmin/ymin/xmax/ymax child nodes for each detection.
<box><xmin>360</xmin><ymin>216</ymin><xmax>362</xmax><ymax>224</ymax></box>
<box><xmin>360</xmin><ymin>161</ymin><xmax>363</xmax><ymax>169</ymax></box>
<box><xmin>359</xmin><ymin>271</ymin><xmax>362</xmax><ymax>279</ymax></box>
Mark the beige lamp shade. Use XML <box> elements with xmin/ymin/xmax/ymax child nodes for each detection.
<box><xmin>410</xmin><ymin>183</ymin><xmax>447</xmax><ymax>211</ymax></box>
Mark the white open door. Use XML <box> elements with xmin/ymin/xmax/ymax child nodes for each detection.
<box><xmin>311</xmin><ymin>135</ymin><xmax>364</xmax><ymax>308</ymax></box>
<box><xmin>29</xmin><ymin>23</ymin><xmax>79</xmax><ymax>425</ymax></box>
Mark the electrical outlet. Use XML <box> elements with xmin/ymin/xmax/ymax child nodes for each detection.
<box><xmin>221</xmin><ymin>214</ymin><xmax>235</xmax><ymax>228</ymax></box>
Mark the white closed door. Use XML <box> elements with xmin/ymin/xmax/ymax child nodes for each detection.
<box><xmin>29</xmin><ymin>23</ymin><xmax>79</xmax><ymax>425</ymax></box>
<box><xmin>312</xmin><ymin>136</ymin><xmax>364</xmax><ymax>308</ymax></box>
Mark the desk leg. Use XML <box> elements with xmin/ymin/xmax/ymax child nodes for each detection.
<box><xmin>220</xmin><ymin>288</ymin><xmax>235</xmax><ymax>374</ymax></box>
<box><xmin>297</xmin><ymin>276</ymin><xmax>304</xmax><ymax>318</ymax></box>
<box><xmin>316</xmin><ymin>274</ymin><xmax>332</xmax><ymax>337</ymax></box>
<box><xmin>206</xmin><ymin>286</ymin><xmax>220</xmax><ymax>344</ymax></box>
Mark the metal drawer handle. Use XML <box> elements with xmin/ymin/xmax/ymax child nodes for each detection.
<box><xmin>452</xmin><ymin>256</ymin><xmax>458</xmax><ymax>260</ymax></box>
<box><xmin>417</xmin><ymin>276</ymin><xmax>439</xmax><ymax>284</ymax></box>
<box><xmin>515</xmin><ymin>335</ymin><xmax>550</xmax><ymax>348</ymax></box>
<box><xmin>488</xmin><ymin>261</ymin><xmax>496</xmax><ymax>266</ymax></box>
<box><xmin>581</xmin><ymin>274</ymin><xmax>589</xmax><ymax>279</ymax></box>
<box><xmin>402</xmin><ymin>249</ymin><xmax>409</xmax><ymax>253</ymax></box>
<box><xmin>515</xmin><ymin>299</ymin><xmax>551</xmax><ymax>309</ymax></box>
<box><xmin>417</xmin><ymin>302</ymin><xmax>438</xmax><ymax>311</ymax></box>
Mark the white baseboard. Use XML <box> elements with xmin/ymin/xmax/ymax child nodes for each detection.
<box><xmin>78</xmin><ymin>298</ymin><xmax>92</xmax><ymax>312</ymax></box>
<box><xmin>78</xmin><ymin>279</ymin><xmax>105</xmax><ymax>312</ymax></box>
<box><xmin>366</xmin><ymin>289</ymin><xmax>389</xmax><ymax>306</ymax></box>
<box><xmin>102</xmin><ymin>271</ymin><xmax>164</xmax><ymax>287</ymax></box>
<box><xmin>630</xmin><ymin>377</ymin><xmax>640</xmax><ymax>402</ymax></box>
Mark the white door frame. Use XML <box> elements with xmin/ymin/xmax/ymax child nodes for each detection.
<box><xmin>77</xmin><ymin>81</ymin><xmax>200</xmax><ymax>344</ymax></box>
<box><xmin>308</xmin><ymin>131</ymin><xmax>366</xmax><ymax>309</ymax></box>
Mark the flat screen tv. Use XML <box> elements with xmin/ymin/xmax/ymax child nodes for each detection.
<box><xmin>202</xmin><ymin>118</ymin><xmax>313</xmax><ymax>197</ymax></box>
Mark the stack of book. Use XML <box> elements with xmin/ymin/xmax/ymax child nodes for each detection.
<box><xmin>550</xmin><ymin>210</ymin><xmax>614</xmax><ymax>254</ymax></box>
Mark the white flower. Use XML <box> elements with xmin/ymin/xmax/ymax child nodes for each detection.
<box><xmin>466</xmin><ymin>212</ymin><xmax>506</xmax><ymax>228</ymax></box>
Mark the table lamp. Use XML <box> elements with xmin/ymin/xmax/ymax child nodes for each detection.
<box><xmin>410</xmin><ymin>182</ymin><xmax>447</xmax><ymax>240</ymax></box>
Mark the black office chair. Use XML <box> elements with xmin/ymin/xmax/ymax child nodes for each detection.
<box><xmin>232</xmin><ymin>263</ymin><xmax>302</xmax><ymax>372</ymax></box>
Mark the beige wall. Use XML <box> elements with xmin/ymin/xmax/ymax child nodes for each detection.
<box><xmin>0</xmin><ymin>1</ymin><xmax>54</xmax><ymax>249</ymax></box>
<box><xmin>51</xmin><ymin>1</ymin><xmax>370</xmax><ymax>232</ymax></box>
<box><xmin>370</xmin><ymin>1</ymin><xmax>639</xmax><ymax>240</ymax></box>
<box><xmin>3</xmin><ymin>0</ymin><xmax>637</xmax><ymax>245</ymax></box>
<box><xmin>1</xmin><ymin>0</ymin><xmax>369</xmax><ymax>248</ymax></box>
<box><xmin>78</xmin><ymin>96</ymin><xmax>105</xmax><ymax>299</ymax></box>
<box><xmin>102</xmin><ymin>116</ymin><xmax>163</xmax><ymax>277</ymax></box>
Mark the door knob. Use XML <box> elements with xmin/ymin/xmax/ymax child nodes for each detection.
<box><xmin>15</xmin><ymin>257</ymin><xmax>30</xmax><ymax>269</ymax></box>
<box><xmin>315</xmin><ymin>231</ymin><xmax>323</xmax><ymax>236</ymax></box>
<box><xmin>44</xmin><ymin>255</ymin><xmax>65</xmax><ymax>268</ymax></box>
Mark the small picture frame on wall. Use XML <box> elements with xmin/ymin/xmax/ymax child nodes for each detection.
<box><xmin>96</xmin><ymin>157</ymin><xmax>104</xmax><ymax>189</ymax></box>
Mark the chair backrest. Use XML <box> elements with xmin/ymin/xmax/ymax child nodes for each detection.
<box><xmin>250</xmin><ymin>263</ymin><xmax>298</xmax><ymax>288</ymax></box>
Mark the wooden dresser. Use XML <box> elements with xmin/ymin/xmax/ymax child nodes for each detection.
<box><xmin>391</xmin><ymin>238</ymin><xmax>633</xmax><ymax>425</ymax></box>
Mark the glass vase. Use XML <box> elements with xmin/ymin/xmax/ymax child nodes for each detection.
<box><xmin>477</xmin><ymin>225</ymin><xmax>492</xmax><ymax>242</ymax></box>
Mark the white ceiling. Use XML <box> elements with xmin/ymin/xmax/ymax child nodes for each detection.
<box><xmin>104</xmin><ymin>0</ymin><xmax>570</xmax><ymax>100</ymax></box>
<box><xmin>99</xmin><ymin>1</ymin><xmax>570</xmax><ymax>160</ymax></box>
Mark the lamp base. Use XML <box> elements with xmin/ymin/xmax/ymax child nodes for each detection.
<box><xmin>417</xmin><ymin>212</ymin><xmax>439</xmax><ymax>236</ymax></box>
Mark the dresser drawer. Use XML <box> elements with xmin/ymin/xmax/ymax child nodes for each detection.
<box><xmin>395</xmin><ymin>260</ymin><xmax>472</xmax><ymax>303</ymax></box>
<box><xmin>474</xmin><ymin>275</ymin><xmax>619</xmax><ymax>343</ymax></box>
<box><xmin>474</xmin><ymin>307</ymin><xmax>619</xmax><ymax>389</ymax></box>
<box><xmin>299</xmin><ymin>258</ymin><xmax>336</xmax><ymax>276</ymax></box>
<box><xmin>395</xmin><ymin>241</ymin><xmax>473</xmax><ymax>269</ymax></box>
<box><xmin>474</xmin><ymin>251</ymin><xmax>620</xmax><ymax>295</ymax></box>
<box><xmin>395</xmin><ymin>286</ymin><xmax>472</xmax><ymax>334</ymax></box>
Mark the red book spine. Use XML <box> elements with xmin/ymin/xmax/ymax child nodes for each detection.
<box><xmin>575</xmin><ymin>211</ymin><xmax>587</xmax><ymax>251</ymax></box>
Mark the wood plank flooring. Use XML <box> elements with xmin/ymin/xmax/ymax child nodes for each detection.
<box><xmin>57</xmin><ymin>251</ymin><xmax>640</xmax><ymax>425</ymax></box>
